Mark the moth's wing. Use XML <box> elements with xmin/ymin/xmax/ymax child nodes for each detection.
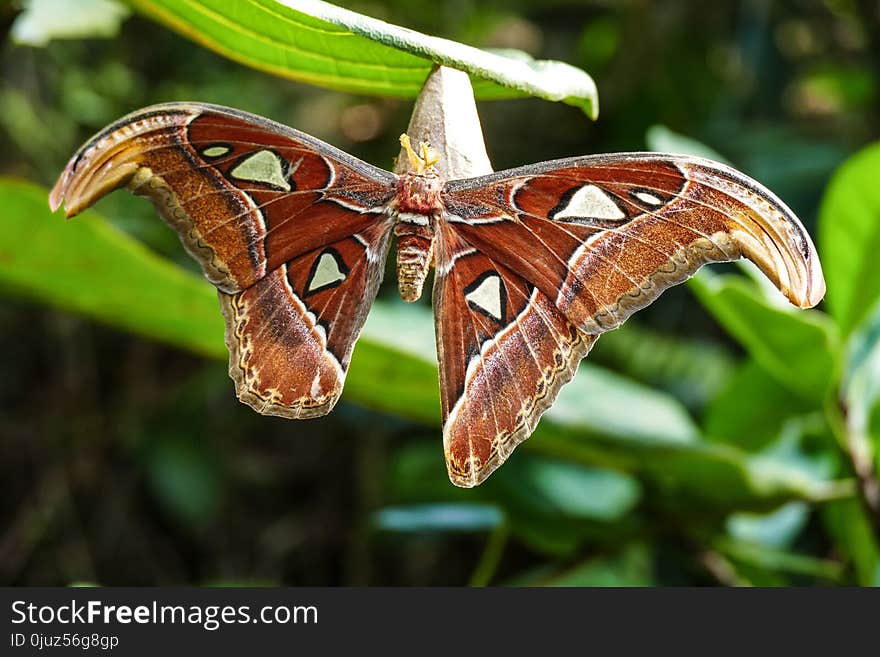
<box><xmin>436</xmin><ymin>153</ymin><xmax>825</xmax><ymax>486</ymax></box>
<box><xmin>442</xmin><ymin>153</ymin><xmax>825</xmax><ymax>334</ymax></box>
<box><xmin>51</xmin><ymin>102</ymin><xmax>396</xmax><ymax>417</ymax></box>
<box><xmin>50</xmin><ymin>102</ymin><xmax>397</xmax><ymax>293</ymax></box>
<box><xmin>220</xmin><ymin>220</ymin><xmax>392</xmax><ymax>417</ymax></box>
<box><xmin>433</xmin><ymin>224</ymin><xmax>596</xmax><ymax>487</ymax></box>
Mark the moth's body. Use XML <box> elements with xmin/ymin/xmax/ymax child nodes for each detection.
<box><xmin>50</xmin><ymin>102</ymin><xmax>825</xmax><ymax>487</ymax></box>
<box><xmin>393</xmin><ymin>169</ymin><xmax>443</xmax><ymax>301</ymax></box>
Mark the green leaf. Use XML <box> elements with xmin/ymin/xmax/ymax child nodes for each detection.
<box><xmin>703</xmin><ymin>360</ymin><xmax>812</xmax><ymax>451</ymax></box>
<box><xmin>592</xmin><ymin>320</ymin><xmax>735</xmax><ymax>411</ymax></box>
<box><xmin>823</xmin><ymin>499</ymin><xmax>880</xmax><ymax>585</ymax></box>
<box><xmin>690</xmin><ymin>270</ymin><xmax>838</xmax><ymax>402</ymax></box>
<box><xmin>383</xmin><ymin>444</ymin><xmax>642</xmax><ymax>556</ymax></box>
<box><xmin>490</xmin><ymin>457</ymin><xmax>641</xmax><ymax>522</ymax></box>
<box><xmin>841</xmin><ymin>300</ymin><xmax>880</xmax><ymax>478</ymax></box>
<box><xmin>0</xmin><ymin>179</ymin><xmax>226</xmax><ymax>359</ymax></box>
<box><xmin>126</xmin><ymin>0</ymin><xmax>598</xmax><ymax>117</ymax></box>
<box><xmin>819</xmin><ymin>141</ymin><xmax>880</xmax><ymax>335</ymax></box>
<box><xmin>12</xmin><ymin>0</ymin><xmax>130</xmax><ymax>46</ymax></box>
<box><xmin>727</xmin><ymin>502</ymin><xmax>810</xmax><ymax>550</ymax></box>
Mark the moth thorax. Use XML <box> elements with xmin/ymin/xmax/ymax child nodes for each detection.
<box><xmin>394</xmin><ymin>222</ymin><xmax>435</xmax><ymax>302</ymax></box>
<box><xmin>396</xmin><ymin>171</ymin><xmax>443</xmax><ymax>214</ymax></box>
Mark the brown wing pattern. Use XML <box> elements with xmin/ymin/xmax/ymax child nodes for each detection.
<box><xmin>434</xmin><ymin>224</ymin><xmax>596</xmax><ymax>487</ymax></box>
<box><xmin>444</xmin><ymin>153</ymin><xmax>824</xmax><ymax>333</ymax></box>
<box><xmin>50</xmin><ymin>102</ymin><xmax>396</xmax><ymax>293</ymax></box>
<box><xmin>50</xmin><ymin>103</ymin><xmax>396</xmax><ymax>418</ymax></box>
<box><xmin>437</xmin><ymin>153</ymin><xmax>824</xmax><ymax>485</ymax></box>
<box><xmin>221</xmin><ymin>221</ymin><xmax>392</xmax><ymax>417</ymax></box>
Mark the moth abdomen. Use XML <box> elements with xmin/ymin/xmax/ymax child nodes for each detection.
<box><xmin>394</xmin><ymin>221</ymin><xmax>435</xmax><ymax>302</ymax></box>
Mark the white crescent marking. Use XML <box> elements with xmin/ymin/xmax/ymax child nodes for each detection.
<box><xmin>634</xmin><ymin>191</ymin><xmax>663</xmax><ymax>206</ymax></box>
<box><xmin>202</xmin><ymin>145</ymin><xmax>231</xmax><ymax>157</ymax></box>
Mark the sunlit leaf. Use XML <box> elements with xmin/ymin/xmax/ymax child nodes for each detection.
<box><xmin>727</xmin><ymin>503</ymin><xmax>810</xmax><ymax>550</ymax></box>
<box><xmin>819</xmin><ymin>141</ymin><xmax>880</xmax><ymax>335</ymax></box>
<box><xmin>0</xmin><ymin>179</ymin><xmax>225</xmax><ymax>359</ymax></box>
<box><xmin>126</xmin><ymin>0</ymin><xmax>599</xmax><ymax>116</ymax></box>
<box><xmin>490</xmin><ymin>457</ymin><xmax>641</xmax><ymax>522</ymax></box>
<box><xmin>593</xmin><ymin>320</ymin><xmax>735</xmax><ymax>411</ymax></box>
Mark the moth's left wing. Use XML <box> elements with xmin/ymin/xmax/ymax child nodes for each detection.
<box><xmin>49</xmin><ymin>102</ymin><xmax>397</xmax><ymax>418</ymax></box>
<box><xmin>220</xmin><ymin>220</ymin><xmax>393</xmax><ymax>418</ymax></box>
<box><xmin>436</xmin><ymin>153</ymin><xmax>825</xmax><ymax>486</ymax></box>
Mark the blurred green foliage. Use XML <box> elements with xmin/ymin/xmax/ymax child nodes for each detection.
<box><xmin>1</xmin><ymin>0</ymin><xmax>879</xmax><ymax>586</ymax></box>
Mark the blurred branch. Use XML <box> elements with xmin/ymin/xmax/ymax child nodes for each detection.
<box><xmin>826</xmin><ymin>396</ymin><xmax>880</xmax><ymax>536</ymax></box>
<box><xmin>697</xmin><ymin>549</ymin><xmax>750</xmax><ymax>587</ymax></box>
<box><xmin>712</xmin><ymin>536</ymin><xmax>844</xmax><ymax>583</ymax></box>
<box><xmin>468</xmin><ymin>520</ymin><xmax>510</xmax><ymax>587</ymax></box>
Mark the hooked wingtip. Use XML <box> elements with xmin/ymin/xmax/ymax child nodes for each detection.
<box><xmin>48</xmin><ymin>179</ymin><xmax>65</xmax><ymax>214</ymax></box>
<box><xmin>798</xmin><ymin>252</ymin><xmax>826</xmax><ymax>309</ymax></box>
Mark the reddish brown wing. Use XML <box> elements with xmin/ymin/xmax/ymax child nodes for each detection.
<box><xmin>434</xmin><ymin>224</ymin><xmax>595</xmax><ymax>487</ymax></box>
<box><xmin>437</xmin><ymin>153</ymin><xmax>825</xmax><ymax>486</ymax></box>
<box><xmin>220</xmin><ymin>220</ymin><xmax>392</xmax><ymax>417</ymax></box>
<box><xmin>50</xmin><ymin>102</ymin><xmax>396</xmax><ymax>417</ymax></box>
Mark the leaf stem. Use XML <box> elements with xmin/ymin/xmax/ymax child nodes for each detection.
<box><xmin>824</xmin><ymin>395</ymin><xmax>880</xmax><ymax>535</ymax></box>
<box><xmin>468</xmin><ymin>519</ymin><xmax>510</xmax><ymax>587</ymax></box>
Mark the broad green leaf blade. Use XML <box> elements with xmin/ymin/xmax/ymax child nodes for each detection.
<box><xmin>704</xmin><ymin>360</ymin><xmax>812</xmax><ymax>451</ymax></box>
<box><xmin>490</xmin><ymin>457</ymin><xmax>641</xmax><ymax>522</ymax></box>
<box><xmin>0</xmin><ymin>178</ymin><xmax>441</xmax><ymax>420</ymax></box>
<box><xmin>592</xmin><ymin>320</ymin><xmax>735</xmax><ymax>411</ymax></box>
<box><xmin>819</xmin><ymin>141</ymin><xmax>880</xmax><ymax>335</ymax></box>
<box><xmin>690</xmin><ymin>271</ymin><xmax>838</xmax><ymax>402</ymax></box>
<box><xmin>126</xmin><ymin>0</ymin><xmax>598</xmax><ymax>116</ymax></box>
<box><xmin>383</xmin><ymin>443</ymin><xmax>643</xmax><ymax>556</ymax></box>
<box><xmin>0</xmin><ymin>179</ymin><xmax>225</xmax><ymax>359</ymax></box>
<box><xmin>727</xmin><ymin>503</ymin><xmax>810</xmax><ymax>550</ymax></box>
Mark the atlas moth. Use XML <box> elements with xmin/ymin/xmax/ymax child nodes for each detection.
<box><xmin>50</xmin><ymin>103</ymin><xmax>825</xmax><ymax>487</ymax></box>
